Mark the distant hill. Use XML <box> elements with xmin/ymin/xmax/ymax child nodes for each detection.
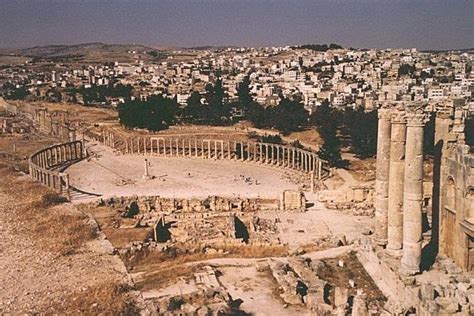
<box><xmin>420</xmin><ymin>47</ymin><xmax>474</xmax><ymax>53</ymax></box>
<box><xmin>14</xmin><ymin>42</ymin><xmax>154</xmax><ymax>58</ymax></box>
<box><xmin>292</xmin><ymin>43</ymin><xmax>344</xmax><ymax>52</ymax></box>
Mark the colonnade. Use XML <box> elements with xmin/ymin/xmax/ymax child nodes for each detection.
<box><xmin>29</xmin><ymin>141</ymin><xmax>85</xmax><ymax>198</ymax></box>
<box><xmin>121</xmin><ymin>137</ymin><xmax>326</xmax><ymax>178</ymax></box>
<box><xmin>374</xmin><ymin>106</ymin><xmax>428</xmax><ymax>275</ymax></box>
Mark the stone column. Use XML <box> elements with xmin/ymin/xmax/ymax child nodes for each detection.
<box><xmin>265</xmin><ymin>144</ymin><xmax>269</xmax><ymax>163</ymax></box>
<box><xmin>318</xmin><ymin>159</ymin><xmax>322</xmax><ymax>180</ymax></box>
<box><xmin>276</xmin><ymin>146</ymin><xmax>280</xmax><ymax>166</ymax></box>
<box><xmin>387</xmin><ymin>111</ymin><xmax>407</xmax><ymax>255</ymax></box>
<box><xmin>375</xmin><ymin>108</ymin><xmax>392</xmax><ymax>246</ymax></box>
<box><xmin>143</xmin><ymin>159</ymin><xmax>151</xmax><ymax>180</ymax></box>
<box><xmin>208</xmin><ymin>140</ymin><xmax>212</xmax><ymax>159</ymax></box>
<box><xmin>292</xmin><ymin>149</ymin><xmax>296</xmax><ymax>169</ymax></box>
<box><xmin>401</xmin><ymin>111</ymin><xmax>426</xmax><ymax>274</ymax></box>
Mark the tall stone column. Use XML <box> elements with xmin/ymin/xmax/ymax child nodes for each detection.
<box><xmin>401</xmin><ymin>111</ymin><xmax>427</xmax><ymax>274</ymax></box>
<box><xmin>276</xmin><ymin>146</ymin><xmax>280</xmax><ymax>165</ymax></box>
<box><xmin>375</xmin><ymin>108</ymin><xmax>392</xmax><ymax>246</ymax></box>
<box><xmin>387</xmin><ymin>111</ymin><xmax>407</xmax><ymax>255</ymax></box>
<box><xmin>265</xmin><ymin>145</ymin><xmax>269</xmax><ymax>163</ymax></box>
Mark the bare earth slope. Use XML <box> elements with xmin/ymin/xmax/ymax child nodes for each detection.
<box><xmin>0</xmin><ymin>164</ymin><xmax>138</xmax><ymax>314</ymax></box>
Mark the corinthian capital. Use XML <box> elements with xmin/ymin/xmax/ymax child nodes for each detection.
<box><xmin>390</xmin><ymin>109</ymin><xmax>406</xmax><ymax>124</ymax></box>
<box><xmin>378</xmin><ymin>107</ymin><xmax>392</xmax><ymax>120</ymax></box>
<box><xmin>406</xmin><ymin>112</ymin><xmax>429</xmax><ymax>127</ymax></box>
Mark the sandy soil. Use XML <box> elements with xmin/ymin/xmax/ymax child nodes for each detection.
<box><xmin>67</xmin><ymin>143</ymin><xmax>298</xmax><ymax>201</ymax></box>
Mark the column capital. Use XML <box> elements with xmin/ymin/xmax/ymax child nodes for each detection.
<box><xmin>390</xmin><ymin>111</ymin><xmax>406</xmax><ymax>124</ymax></box>
<box><xmin>406</xmin><ymin>112</ymin><xmax>429</xmax><ymax>127</ymax></box>
<box><xmin>378</xmin><ymin>107</ymin><xmax>392</xmax><ymax>120</ymax></box>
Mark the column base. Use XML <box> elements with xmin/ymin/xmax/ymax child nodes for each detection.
<box><xmin>385</xmin><ymin>247</ymin><xmax>403</xmax><ymax>258</ymax></box>
<box><xmin>399</xmin><ymin>264</ymin><xmax>420</xmax><ymax>277</ymax></box>
<box><xmin>374</xmin><ymin>238</ymin><xmax>388</xmax><ymax>247</ymax></box>
<box><xmin>142</xmin><ymin>175</ymin><xmax>152</xmax><ymax>180</ymax></box>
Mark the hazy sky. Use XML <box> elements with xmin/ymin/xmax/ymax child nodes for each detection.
<box><xmin>0</xmin><ymin>0</ymin><xmax>472</xmax><ymax>50</ymax></box>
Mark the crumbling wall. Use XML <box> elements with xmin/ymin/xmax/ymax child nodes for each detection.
<box><xmin>99</xmin><ymin>193</ymin><xmax>305</xmax><ymax>214</ymax></box>
<box><xmin>319</xmin><ymin>186</ymin><xmax>374</xmax><ymax>214</ymax></box>
<box><xmin>440</xmin><ymin>144</ymin><xmax>474</xmax><ymax>271</ymax></box>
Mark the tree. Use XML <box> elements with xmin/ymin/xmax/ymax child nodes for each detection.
<box><xmin>318</xmin><ymin>119</ymin><xmax>342</xmax><ymax>166</ymax></box>
<box><xmin>3</xmin><ymin>83</ymin><xmax>29</xmax><ymax>100</ymax></box>
<box><xmin>245</xmin><ymin>101</ymin><xmax>267</xmax><ymax>128</ymax></box>
<box><xmin>118</xmin><ymin>95</ymin><xmax>178</xmax><ymax>132</ymax></box>
<box><xmin>267</xmin><ymin>97</ymin><xmax>308</xmax><ymax>133</ymax></box>
<box><xmin>182</xmin><ymin>91</ymin><xmax>202</xmax><ymax>123</ymax></box>
<box><xmin>465</xmin><ymin>115</ymin><xmax>474</xmax><ymax>149</ymax></box>
<box><xmin>398</xmin><ymin>64</ymin><xmax>416</xmax><ymax>77</ymax></box>
<box><xmin>343</xmin><ymin>108</ymin><xmax>378</xmax><ymax>158</ymax></box>
<box><xmin>310</xmin><ymin>100</ymin><xmax>342</xmax><ymax>166</ymax></box>
<box><xmin>237</xmin><ymin>75</ymin><xmax>252</xmax><ymax>109</ymax></box>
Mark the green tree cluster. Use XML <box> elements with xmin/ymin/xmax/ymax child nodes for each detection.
<box><xmin>398</xmin><ymin>64</ymin><xmax>416</xmax><ymax>77</ymax></box>
<box><xmin>78</xmin><ymin>83</ymin><xmax>133</xmax><ymax>105</ymax></box>
<box><xmin>465</xmin><ymin>115</ymin><xmax>474</xmax><ymax>149</ymax></box>
<box><xmin>342</xmin><ymin>108</ymin><xmax>378</xmax><ymax>158</ymax></box>
<box><xmin>2</xmin><ymin>83</ymin><xmax>29</xmax><ymax>100</ymax></box>
<box><xmin>311</xmin><ymin>101</ymin><xmax>342</xmax><ymax>166</ymax></box>
<box><xmin>118</xmin><ymin>95</ymin><xmax>178</xmax><ymax>131</ymax></box>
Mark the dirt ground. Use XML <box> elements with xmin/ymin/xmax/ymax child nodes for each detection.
<box><xmin>0</xmin><ymin>138</ymin><xmax>138</xmax><ymax>314</ymax></box>
<box><xmin>67</xmin><ymin>142</ymin><xmax>299</xmax><ymax>201</ymax></box>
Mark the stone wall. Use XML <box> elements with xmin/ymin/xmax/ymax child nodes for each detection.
<box><xmin>319</xmin><ymin>186</ymin><xmax>374</xmax><ymax>208</ymax></box>
<box><xmin>440</xmin><ymin>144</ymin><xmax>474</xmax><ymax>271</ymax></box>
<box><xmin>94</xmin><ymin>194</ymin><xmax>304</xmax><ymax>248</ymax></box>
<box><xmin>98</xmin><ymin>193</ymin><xmax>306</xmax><ymax>215</ymax></box>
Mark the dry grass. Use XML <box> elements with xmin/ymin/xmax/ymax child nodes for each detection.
<box><xmin>299</xmin><ymin>241</ymin><xmax>334</xmax><ymax>253</ymax></box>
<box><xmin>102</xmin><ymin>227</ymin><xmax>152</xmax><ymax>249</ymax></box>
<box><xmin>78</xmin><ymin>204</ymin><xmax>153</xmax><ymax>248</ymax></box>
<box><xmin>0</xmin><ymin>134</ymin><xmax>57</xmax><ymax>172</ymax></box>
<box><xmin>0</xmin><ymin>163</ymin><xmax>97</xmax><ymax>255</ymax></box>
<box><xmin>125</xmin><ymin>244</ymin><xmax>288</xmax><ymax>291</ymax></box>
<box><xmin>136</xmin><ymin>265</ymin><xmax>199</xmax><ymax>291</ymax></box>
<box><xmin>0</xmin><ymin>161</ymin><xmax>139</xmax><ymax>313</ymax></box>
<box><xmin>347</xmin><ymin>157</ymin><xmax>376</xmax><ymax>182</ymax></box>
<box><xmin>128</xmin><ymin>244</ymin><xmax>288</xmax><ymax>271</ymax></box>
<box><xmin>287</xmin><ymin>128</ymin><xmax>323</xmax><ymax>147</ymax></box>
<box><xmin>38</xmin><ymin>283</ymin><xmax>139</xmax><ymax>314</ymax></box>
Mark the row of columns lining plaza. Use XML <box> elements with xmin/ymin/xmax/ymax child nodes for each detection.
<box><xmin>122</xmin><ymin>137</ymin><xmax>325</xmax><ymax>179</ymax></box>
<box><xmin>28</xmin><ymin>141</ymin><xmax>85</xmax><ymax>199</ymax></box>
<box><xmin>375</xmin><ymin>106</ymin><xmax>428</xmax><ymax>275</ymax></box>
